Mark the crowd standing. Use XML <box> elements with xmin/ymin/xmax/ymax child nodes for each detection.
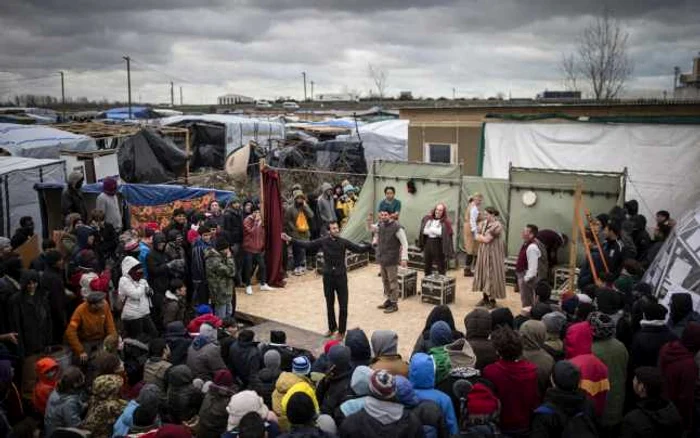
<box><xmin>0</xmin><ymin>169</ymin><xmax>690</xmax><ymax>438</ymax></box>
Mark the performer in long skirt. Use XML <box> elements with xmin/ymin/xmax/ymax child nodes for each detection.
<box><xmin>472</xmin><ymin>207</ymin><xmax>506</xmax><ymax>308</ymax></box>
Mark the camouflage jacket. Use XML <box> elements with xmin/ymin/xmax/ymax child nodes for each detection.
<box><xmin>204</xmin><ymin>248</ymin><xmax>235</xmax><ymax>305</ymax></box>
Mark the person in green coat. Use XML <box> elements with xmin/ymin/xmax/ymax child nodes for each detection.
<box><xmin>590</xmin><ymin>311</ymin><xmax>629</xmax><ymax>435</ymax></box>
<box><xmin>205</xmin><ymin>237</ymin><xmax>236</xmax><ymax>319</ymax></box>
<box><xmin>284</xmin><ymin>190</ymin><xmax>315</xmax><ymax>275</ymax></box>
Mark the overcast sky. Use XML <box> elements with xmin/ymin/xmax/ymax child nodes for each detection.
<box><xmin>1</xmin><ymin>0</ymin><xmax>698</xmax><ymax>104</ymax></box>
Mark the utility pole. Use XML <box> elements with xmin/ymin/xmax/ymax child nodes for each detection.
<box><xmin>310</xmin><ymin>81</ymin><xmax>315</xmax><ymax>101</ymax></box>
<box><xmin>302</xmin><ymin>71</ymin><xmax>307</xmax><ymax>101</ymax></box>
<box><xmin>123</xmin><ymin>56</ymin><xmax>132</xmax><ymax>119</ymax></box>
<box><xmin>452</xmin><ymin>87</ymin><xmax>456</xmax><ymax>100</ymax></box>
<box><xmin>180</xmin><ymin>86</ymin><xmax>183</xmax><ymax>105</ymax></box>
<box><xmin>170</xmin><ymin>81</ymin><xmax>174</xmax><ymax>107</ymax></box>
<box><xmin>59</xmin><ymin>71</ymin><xmax>66</xmax><ymax>121</ymax></box>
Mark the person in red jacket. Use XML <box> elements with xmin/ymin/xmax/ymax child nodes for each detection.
<box><xmin>32</xmin><ymin>357</ymin><xmax>60</xmax><ymax>415</ymax></box>
<box><xmin>242</xmin><ymin>205</ymin><xmax>274</xmax><ymax>295</ymax></box>
<box><xmin>564</xmin><ymin>303</ymin><xmax>594</xmax><ymax>359</ymax></box>
<box><xmin>186</xmin><ymin>304</ymin><xmax>223</xmax><ymax>334</ymax></box>
<box><xmin>482</xmin><ymin>326</ymin><xmax>540</xmax><ymax>436</ymax></box>
<box><xmin>659</xmin><ymin>321</ymin><xmax>700</xmax><ymax>433</ymax></box>
<box><xmin>566</xmin><ymin>318</ymin><xmax>611</xmax><ymax>418</ymax></box>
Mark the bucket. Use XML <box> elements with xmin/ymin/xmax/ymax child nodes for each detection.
<box><xmin>43</xmin><ymin>345</ymin><xmax>73</xmax><ymax>371</ymax></box>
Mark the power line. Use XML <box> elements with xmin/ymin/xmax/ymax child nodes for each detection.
<box><xmin>129</xmin><ymin>58</ymin><xmax>195</xmax><ymax>84</ymax></box>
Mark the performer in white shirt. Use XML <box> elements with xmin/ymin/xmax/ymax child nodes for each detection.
<box><xmin>418</xmin><ymin>203</ymin><xmax>454</xmax><ymax>276</ymax></box>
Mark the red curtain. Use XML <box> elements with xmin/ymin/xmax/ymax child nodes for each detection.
<box><xmin>263</xmin><ymin>168</ymin><xmax>286</xmax><ymax>287</ymax></box>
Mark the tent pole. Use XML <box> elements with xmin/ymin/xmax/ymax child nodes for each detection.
<box><xmin>185</xmin><ymin>130</ymin><xmax>190</xmax><ymax>185</ymax></box>
<box><xmin>568</xmin><ymin>180</ymin><xmax>583</xmax><ymax>295</ymax></box>
<box><xmin>259</xmin><ymin>158</ymin><xmax>266</xmax><ymax>222</ymax></box>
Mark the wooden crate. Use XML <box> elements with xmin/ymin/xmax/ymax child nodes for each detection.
<box><xmin>505</xmin><ymin>256</ymin><xmax>518</xmax><ymax>286</ymax></box>
<box><xmin>397</xmin><ymin>267</ymin><xmax>418</xmax><ymax>300</ymax></box>
<box><xmin>421</xmin><ymin>274</ymin><xmax>456</xmax><ymax>305</ymax></box>
<box><xmin>407</xmin><ymin>245</ymin><xmax>457</xmax><ymax>270</ymax></box>
<box><xmin>315</xmin><ymin>251</ymin><xmax>369</xmax><ymax>274</ymax></box>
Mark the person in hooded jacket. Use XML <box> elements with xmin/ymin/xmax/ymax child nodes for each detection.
<box><xmin>621</xmin><ymin>366</ymin><xmax>683</xmax><ymax>438</ymax></box>
<box><xmin>370</xmin><ymin>330</ymin><xmax>409</xmax><ymax>377</ymax></box>
<box><xmin>82</xmin><ymin>373</ymin><xmax>127</xmax><ymax>438</ymax></box>
<box><xmin>338</xmin><ymin>365</ymin><xmax>373</xmax><ymax>423</ymax></box>
<box><xmin>316</xmin><ymin>344</ymin><xmax>353</xmax><ymax>419</ymax></box>
<box><xmin>658</xmin><ymin>321</ymin><xmax>700</xmax><ymax>433</ymax></box>
<box><xmin>10</xmin><ymin>216</ymin><xmax>35</xmax><ymax>250</ymax></box>
<box><xmin>143</xmin><ymin>338</ymin><xmax>172</xmax><ymax>393</ymax></box>
<box><xmin>165</xmin><ymin>364</ymin><xmax>203</xmax><ymax>424</ymax></box>
<box><xmin>668</xmin><ymin>292</ymin><xmax>700</xmax><ymax>338</ymax></box>
<box><xmin>316</xmin><ymin>183</ymin><xmax>337</xmax><ymax>236</ymax></box>
<box><xmin>162</xmin><ymin>279</ymin><xmax>187</xmax><ymax>328</ymax></box>
<box><xmin>412</xmin><ymin>305</ymin><xmax>464</xmax><ymax>356</ymax></box>
<box><xmin>164</xmin><ymin>321</ymin><xmax>191</xmax><ymax>367</ymax></box>
<box><xmin>224</xmin><ymin>390</ymin><xmax>280</xmax><ymax>437</ymax></box>
<box><xmin>273</xmin><ymin>357</ymin><xmax>315</xmax><ymax>431</ymax></box>
<box><xmin>250</xmin><ymin>349</ymin><xmax>283</xmax><ymax>409</ymax></box>
<box><xmin>531</xmin><ymin>360</ymin><xmax>598</xmax><ymax>438</ymax></box>
<box><xmin>112</xmin><ymin>383</ymin><xmax>162</xmax><ymax>437</ymax></box>
<box><xmin>345</xmin><ymin>328</ymin><xmax>371</xmax><ymax>369</ymax></box>
<box><xmin>227</xmin><ymin>329</ymin><xmax>262</xmax><ymax>387</ymax></box>
<box><xmin>541</xmin><ymin>311</ymin><xmax>566</xmax><ymax>361</ymax></box>
<box><xmin>205</xmin><ymin>237</ymin><xmax>236</xmax><ymax>319</ymax></box>
<box><xmin>464</xmin><ymin>308</ymin><xmax>498</xmax><ymax>370</ymax></box>
<box><xmin>408</xmin><ymin>353</ymin><xmax>459</xmax><ymax>435</ymax></box>
<box><xmin>73</xmin><ymin>248</ymin><xmax>111</xmax><ymax>301</ymax></box>
<box><xmin>119</xmin><ymin>256</ymin><xmax>157</xmax><ymax>339</ymax></box>
<box><xmin>32</xmin><ymin>357</ymin><xmax>60</xmax><ymax>415</ymax></box>
<box><xmin>520</xmin><ymin>320</ymin><xmax>555</xmax><ymax>397</ymax></box>
<box><xmin>44</xmin><ymin>366</ymin><xmax>86</xmax><ymax>437</ymax></box>
<box><xmin>281</xmin><ymin>383</ymin><xmax>334</xmax><ymax>438</ymax></box>
<box><xmin>394</xmin><ymin>375</ymin><xmax>449</xmax><ymax>438</ymax></box>
<box><xmin>89</xmin><ymin>209</ymin><xmax>119</xmax><ymax>265</ymax></box>
<box><xmin>198</xmin><ymin>369</ymin><xmax>239</xmax><ymax>438</ymax></box>
<box><xmin>187</xmin><ymin>323</ymin><xmax>227</xmax><ymax>380</ymax></box>
<box><xmin>62</xmin><ymin>170</ymin><xmax>88</xmax><ymax>220</ymax></box>
<box><xmin>146</xmin><ymin>232</ymin><xmax>170</xmax><ymax>330</ymax></box>
<box><xmin>631</xmin><ymin>302</ymin><xmax>677</xmax><ymax>369</ymax></box>
<box><xmin>41</xmin><ymin>250</ymin><xmax>70</xmax><ymax>345</ymax></box>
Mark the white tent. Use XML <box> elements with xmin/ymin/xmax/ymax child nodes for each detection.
<box><xmin>160</xmin><ymin>114</ymin><xmax>285</xmax><ymax>157</ymax></box>
<box><xmin>0</xmin><ymin>157</ymin><xmax>65</xmax><ymax>240</ymax></box>
<box><xmin>483</xmin><ymin>122</ymin><xmax>700</xmax><ymax>222</ymax></box>
<box><xmin>338</xmin><ymin>119</ymin><xmax>408</xmax><ymax>164</ymax></box>
<box><xmin>0</xmin><ymin>123</ymin><xmax>97</xmax><ymax>159</ymax></box>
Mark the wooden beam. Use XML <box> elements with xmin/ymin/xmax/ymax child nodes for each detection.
<box><xmin>568</xmin><ymin>180</ymin><xmax>583</xmax><ymax>294</ymax></box>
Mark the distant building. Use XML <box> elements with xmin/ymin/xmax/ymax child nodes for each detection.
<box><xmin>218</xmin><ymin>94</ymin><xmax>254</xmax><ymax>105</ymax></box>
<box><xmin>674</xmin><ymin>54</ymin><xmax>700</xmax><ymax>100</ymax></box>
<box><xmin>537</xmin><ymin>90</ymin><xmax>582</xmax><ymax>100</ymax></box>
<box><xmin>315</xmin><ymin>93</ymin><xmax>357</xmax><ymax>102</ymax></box>
<box><xmin>399</xmin><ymin>91</ymin><xmax>413</xmax><ymax>100</ymax></box>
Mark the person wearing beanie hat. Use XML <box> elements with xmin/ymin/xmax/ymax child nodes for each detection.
<box><xmin>227</xmin><ymin>329</ymin><xmax>262</xmax><ymax>387</ymax></box>
<box><xmin>205</xmin><ymin>235</ymin><xmax>236</xmax><ymax>319</ymax></box>
<box><xmin>96</xmin><ymin>176</ymin><xmax>122</xmax><ymax>232</ymax></box>
<box><xmin>429</xmin><ymin>321</ymin><xmax>454</xmax><ymax>348</ymax></box>
<box><xmin>292</xmin><ymin>355</ymin><xmax>312</xmax><ymax>376</ymax></box>
<box><xmin>630</xmin><ymin>302</ymin><xmax>677</xmax><ymax>369</ymax></box>
<box><xmin>271</xmin><ymin>362</ymin><xmax>315</xmax><ymax>431</ymax></box>
<box><xmin>541</xmin><ymin>311</ymin><xmax>566</xmax><ymax>361</ymax></box>
<box><xmin>530</xmin><ymin>302</ymin><xmax>554</xmax><ymax>321</ymax></box>
<box><xmin>311</xmin><ymin>339</ymin><xmax>340</xmax><ymax>374</ymax></box>
<box><xmin>65</xmin><ymin>288</ymin><xmax>117</xmax><ymax>361</ymax></box>
<box><xmin>561</xmin><ymin>295</ymin><xmax>580</xmax><ymax>319</ymax></box>
<box><xmin>408</xmin><ymin>353</ymin><xmax>459</xmax><ymax>435</ymax></box>
<box><xmin>621</xmin><ymin>366</ymin><xmax>683</xmax><ymax>438</ymax></box>
<box><xmin>519</xmin><ymin>320</ymin><xmax>555</xmax><ymax>397</ymax></box>
<box><xmin>588</xmin><ymin>312</ymin><xmax>628</xmax><ymax>432</ymax></box>
<box><xmin>249</xmin><ymin>349</ymin><xmax>282</xmax><ymax>409</ymax></box>
<box><xmin>197</xmin><ymin>369</ymin><xmax>238</xmax><ymax>438</ymax></box>
<box><xmin>316</xmin><ymin>345</ymin><xmax>353</xmax><ymax>417</ymax></box>
<box><xmin>284</xmin><ymin>188</ymin><xmax>314</xmax><ymax>275</ymax></box>
<box><xmin>370</xmin><ymin>330</ymin><xmax>409</xmax><ymax>377</ymax></box>
<box><xmin>226</xmin><ymin>390</ymin><xmax>276</xmax><ymax>431</ymax></box>
<box><xmin>531</xmin><ymin>360</ymin><xmax>597</xmax><ymax>437</ymax></box>
<box><xmin>187</xmin><ymin>323</ymin><xmax>227</xmax><ymax>381</ymax></box>
<box><xmin>62</xmin><ymin>170</ymin><xmax>87</xmax><ymax>220</ymax></box>
<box><xmin>112</xmin><ymin>383</ymin><xmax>162</xmax><ymax>437</ymax></box>
<box><xmin>339</xmin><ymin>365</ymin><xmax>373</xmax><ymax>419</ymax></box>
<box><xmin>340</xmin><ymin>369</ymin><xmax>423</xmax><ymax>438</ymax></box>
<box><xmin>462</xmin><ymin>382</ymin><xmax>501</xmax><ymax>432</ymax></box>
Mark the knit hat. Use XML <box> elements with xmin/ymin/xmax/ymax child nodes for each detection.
<box><xmin>328</xmin><ymin>345</ymin><xmax>352</xmax><ymax>372</ymax></box>
<box><xmin>215</xmin><ymin>237</ymin><xmax>230</xmax><ymax>252</ymax></box>
<box><xmin>588</xmin><ymin>312</ymin><xmax>616</xmax><ymax>340</ymax></box>
<box><xmin>292</xmin><ymin>190</ymin><xmax>306</xmax><ymax>201</ymax></box>
<box><xmin>124</xmin><ymin>237</ymin><xmax>140</xmax><ymax>252</ymax></box>
<box><xmin>155</xmin><ymin>425</ymin><xmax>191</xmax><ymax>438</ymax></box>
<box><xmin>263</xmin><ymin>350</ymin><xmax>281</xmax><ymax>369</ymax></box>
<box><xmin>323</xmin><ymin>339</ymin><xmax>341</xmax><ymax>355</ymax></box>
<box><xmin>102</xmin><ymin>177</ymin><xmax>118</xmax><ymax>195</ymax></box>
<box><xmin>490</xmin><ymin>308</ymin><xmax>514</xmax><ymax>329</ymax></box>
<box><xmin>292</xmin><ymin>356</ymin><xmax>311</xmax><ymax>376</ymax></box>
<box><xmin>643</xmin><ymin>302</ymin><xmax>667</xmax><ymax>321</ymax></box>
<box><xmin>196</xmin><ymin>304</ymin><xmax>213</xmax><ymax>316</ymax></box>
<box><xmin>270</xmin><ymin>330</ymin><xmax>286</xmax><ymax>344</ymax></box>
<box><xmin>226</xmin><ymin>390</ymin><xmax>269</xmax><ymax>429</ymax></box>
<box><xmin>561</xmin><ymin>295</ymin><xmax>580</xmax><ymax>316</ymax></box>
<box><xmin>430</xmin><ymin>321</ymin><xmax>453</xmax><ymax>347</ymax></box>
<box><xmin>531</xmin><ymin>303</ymin><xmax>553</xmax><ymax>321</ymax></box>
<box><xmin>552</xmin><ymin>360</ymin><xmax>580</xmax><ymax>391</ymax></box>
<box><xmin>214</xmin><ymin>369</ymin><xmax>234</xmax><ymax>388</ymax></box>
<box><xmin>542</xmin><ymin>311</ymin><xmax>567</xmax><ymax>334</ymax></box>
<box><xmin>395</xmin><ymin>375</ymin><xmax>419</xmax><ymax>407</ymax></box>
<box><xmin>343</xmin><ymin>184</ymin><xmax>356</xmax><ymax>194</ymax></box>
<box><xmin>368</xmin><ymin>369</ymin><xmax>396</xmax><ymax>401</ymax></box>
<box><xmin>350</xmin><ymin>365</ymin><xmax>372</xmax><ymax>396</ymax></box>
<box><xmin>467</xmin><ymin>383</ymin><xmax>500</xmax><ymax>417</ymax></box>
<box><xmin>77</xmin><ymin>249</ymin><xmax>98</xmax><ymax>270</ymax></box>
<box><xmin>199</xmin><ymin>323</ymin><xmax>217</xmax><ymax>343</ymax></box>
<box><xmin>86</xmin><ymin>291</ymin><xmax>106</xmax><ymax>304</ymax></box>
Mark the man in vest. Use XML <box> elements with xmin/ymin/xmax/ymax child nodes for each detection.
<box><xmin>373</xmin><ymin>208</ymin><xmax>409</xmax><ymax>314</ymax></box>
<box><xmin>515</xmin><ymin>224</ymin><xmax>548</xmax><ymax>308</ymax></box>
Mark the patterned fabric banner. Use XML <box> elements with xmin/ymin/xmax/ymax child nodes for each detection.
<box><xmin>129</xmin><ymin>192</ymin><xmax>215</xmax><ymax>230</ymax></box>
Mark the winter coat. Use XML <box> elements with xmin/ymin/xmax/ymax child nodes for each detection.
<box><xmin>521</xmin><ymin>321</ymin><xmax>555</xmax><ymax>398</ymax></box>
<box><xmin>205</xmin><ymin>247</ymin><xmax>235</xmax><ymax>305</ymax></box>
<box><xmin>482</xmin><ymin>358</ymin><xmax>540</xmax><ymax>434</ymax></box>
<box><xmin>316</xmin><ymin>183</ymin><xmax>337</xmax><ymax>226</ymax></box>
<box><xmin>569</xmin><ymin>354</ymin><xmax>610</xmax><ymax>418</ymax></box>
<box><xmin>565</xmin><ymin>321</ymin><xmax>593</xmax><ymax>359</ymax></box>
<box><xmin>631</xmin><ymin>321</ymin><xmax>678</xmax><ymax>368</ymax></box>
<box><xmin>418</xmin><ymin>213</ymin><xmax>455</xmax><ymax>259</ymax></box>
<box><xmin>42</xmin><ymin>265</ymin><xmax>69</xmax><ymax>345</ymax></box>
<box><xmin>187</xmin><ymin>337</ymin><xmax>227</xmax><ymax>380</ymax></box>
<box><xmin>272</xmin><ymin>372</ymin><xmax>313</xmax><ymax>431</ymax></box>
<box><xmin>339</xmin><ymin>403</ymin><xmax>423</xmax><ymax>438</ymax></box>
<box><xmin>9</xmin><ymin>288</ymin><xmax>52</xmax><ymax>356</ymax></box>
<box><xmin>146</xmin><ymin>235</ymin><xmax>170</xmax><ymax>295</ymax></box>
<box><xmin>191</xmin><ymin>237</ymin><xmax>210</xmax><ymax>283</ymax></box>
<box><xmin>621</xmin><ymin>398</ymin><xmax>683</xmax><ymax>438</ymax></box>
<box><xmin>164</xmin><ymin>321</ymin><xmax>192</xmax><ymax>366</ymax></box>
<box><xmin>82</xmin><ymin>374</ymin><xmax>127</xmax><ymax>438</ymax></box>
<box><xmin>198</xmin><ymin>383</ymin><xmax>238</xmax><ymax>438</ymax></box>
<box><xmin>669</xmin><ymin>312</ymin><xmax>700</xmax><ymax>339</ymax></box>
<box><xmin>44</xmin><ymin>390</ymin><xmax>85</xmax><ymax>437</ymax></box>
<box><xmin>61</xmin><ymin>171</ymin><xmax>87</xmax><ymax>220</ymax></box>
<box><xmin>227</xmin><ymin>339</ymin><xmax>262</xmax><ymax>387</ymax></box>
<box><xmin>316</xmin><ymin>367</ymin><xmax>353</xmax><ymax>419</ymax></box>
<box><xmin>166</xmin><ymin>365</ymin><xmax>203</xmax><ymax>423</ymax></box>
<box><xmin>223</xmin><ymin>208</ymin><xmax>244</xmax><ymax>245</ymax></box>
<box><xmin>531</xmin><ymin>387</ymin><xmax>597</xmax><ymax>438</ymax></box>
<box><xmin>592</xmin><ymin>337</ymin><xmax>628</xmax><ymax>426</ymax></box>
<box><xmin>260</xmin><ymin>343</ymin><xmax>306</xmax><ymax>373</ymax></box>
<box><xmin>345</xmin><ymin>329</ymin><xmax>372</xmax><ymax>369</ymax></box>
<box><xmin>408</xmin><ymin>353</ymin><xmax>459</xmax><ymax>435</ymax></box>
<box><xmin>370</xmin><ymin>355</ymin><xmax>409</xmax><ymax>377</ymax></box>
<box><xmin>249</xmin><ymin>365</ymin><xmax>281</xmax><ymax>409</ymax></box>
<box><xmin>242</xmin><ymin>214</ymin><xmax>265</xmax><ymax>254</ymax></box>
<box><xmin>659</xmin><ymin>340</ymin><xmax>698</xmax><ymax>431</ymax></box>
<box><xmin>33</xmin><ymin>357</ymin><xmax>59</xmax><ymax>414</ymax></box>
<box><xmin>284</xmin><ymin>203</ymin><xmax>315</xmax><ymax>240</ymax></box>
<box><xmin>118</xmin><ymin>256</ymin><xmax>151</xmax><ymax>321</ymax></box>
<box><xmin>464</xmin><ymin>309</ymin><xmax>498</xmax><ymax>370</ymax></box>
<box><xmin>187</xmin><ymin>313</ymin><xmax>223</xmax><ymax>334</ymax></box>
<box><xmin>143</xmin><ymin>358</ymin><xmax>171</xmax><ymax>393</ymax></box>
<box><xmin>65</xmin><ymin>301</ymin><xmax>117</xmax><ymax>356</ymax></box>
<box><xmin>162</xmin><ymin>291</ymin><xmax>186</xmax><ymax>327</ymax></box>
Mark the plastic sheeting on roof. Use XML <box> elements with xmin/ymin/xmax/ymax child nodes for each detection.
<box><xmin>338</xmin><ymin>119</ymin><xmax>408</xmax><ymax>164</ymax></box>
<box><xmin>0</xmin><ymin>123</ymin><xmax>97</xmax><ymax>159</ymax></box>
<box><xmin>81</xmin><ymin>182</ymin><xmax>235</xmax><ymax>206</ymax></box>
<box><xmin>101</xmin><ymin>106</ymin><xmax>159</xmax><ymax>120</ymax></box>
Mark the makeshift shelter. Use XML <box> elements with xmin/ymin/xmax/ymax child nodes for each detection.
<box><xmin>100</xmin><ymin>106</ymin><xmax>160</xmax><ymax>120</ymax></box>
<box><xmin>643</xmin><ymin>203</ymin><xmax>700</xmax><ymax>302</ymax></box>
<box><xmin>162</xmin><ymin>114</ymin><xmax>285</xmax><ymax>159</ymax></box>
<box><xmin>338</xmin><ymin>119</ymin><xmax>408</xmax><ymax>164</ymax></box>
<box><xmin>0</xmin><ymin>123</ymin><xmax>97</xmax><ymax>159</ymax></box>
<box><xmin>117</xmin><ymin>128</ymin><xmax>187</xmax><ymax>183</ymax></box>
<box><xmin>482</xmin><ymin>121</ymin><xmax>700</xmax><ymax>223</ymax></box>
<box><xmin>0</xmin><ymin>157</ymin><xmax>65</xmax><ymax>240</ymax></box>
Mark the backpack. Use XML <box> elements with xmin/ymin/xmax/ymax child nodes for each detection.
<box><xmin>534</xmin><ymin>404</ymin><xmax>598</xmax><ymax>438</ymax></box>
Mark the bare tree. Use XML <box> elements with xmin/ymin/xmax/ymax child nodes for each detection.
<box><xmin>561</xmin><ymin>11</ymin><xmax>633</xmax><ymax>100</ymax></box>
<box><xmin>368</xmin><ymin>63</ymin><xmax>388</xmax><ymax>100</ymax></box>
<box><xmin>561</xmin><ymin>53</ymin><xmax>579</xmax><ymax>91</ymax></box>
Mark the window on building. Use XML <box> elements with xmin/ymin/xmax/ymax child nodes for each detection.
<box><xmin>423</xmin><ymin>143</ymin><xmax>456</xmax><ymax>164</ymax></box>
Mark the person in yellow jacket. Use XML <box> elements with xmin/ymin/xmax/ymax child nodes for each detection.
<box><xmin>284</xmin><ymin>190</ymin><xmax>314</xmax><ymax>275</ymax></box>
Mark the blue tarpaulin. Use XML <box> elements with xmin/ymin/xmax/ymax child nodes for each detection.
<box><xmin>101</xmin><ymin>106</ymin><xmax>157</xmax><ymax>120</ymax></box>
<box><xmin>82</xmin><ymin>182</ymin><xmax>236</xmax><ymax>206</ymax></box>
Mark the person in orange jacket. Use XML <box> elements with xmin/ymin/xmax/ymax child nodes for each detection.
<box><xmin>32</xmin><ymin>357</ymin><xmax>60</xmax><ymax>414</ymax></box>
<box><xmin>64</xmin><ymin>292</ymin><xmax>117</xmax><ymax>364</ymax></box>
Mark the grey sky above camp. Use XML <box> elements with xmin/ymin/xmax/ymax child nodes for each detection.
<box><xmin>1</xmin><ymin>0</ymin><xmax>698</xmax><ymax>103</ymax></box>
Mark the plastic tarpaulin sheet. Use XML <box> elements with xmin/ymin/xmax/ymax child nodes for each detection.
<box><xmin>101</xmin><ymin>106</ymin><xmax>158</xmax><ymax>120</ymax></box>
<box><xmin>483</xmin><ymin>122</ymin><xmax>700</xmax><ymax>223</ymax></box>
<box><xmin>314</xmin><ymin>140</ymin><xmax>368</xmax><ymax>175</ymax></box>
<box><xmin>338</xmin><ymin>119</ymin><xmax>408</xmax><ymax>165</ymax></box>
<box><xmin>0</xmin><ymin>123</ymin><xmax>97</xmax><ymax>159</ymax></box>
<box><xmin>117</xmin><ymin>128</ymin><xmax>187</xmax><ymax>184</ymax></box>
<box><xmin>82</xmin><ymin>182</ymin><xmax>235</xmax><ymax>207</ymax></box>
<box><xmin>1</xmin><ymin>157</ymin><xmax>65</xmax><ymax>240</ymax></box>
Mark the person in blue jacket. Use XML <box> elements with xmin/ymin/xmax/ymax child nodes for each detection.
<box><xmin>408</xmin><ymin>353</ymin><xmax>458</xmax><ymax>435</ymax></box>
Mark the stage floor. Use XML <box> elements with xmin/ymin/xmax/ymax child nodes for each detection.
<box><xmin>237</xmin><ymin>264</ymin><xmax>522</xmax><ymax>358</ymax></box>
